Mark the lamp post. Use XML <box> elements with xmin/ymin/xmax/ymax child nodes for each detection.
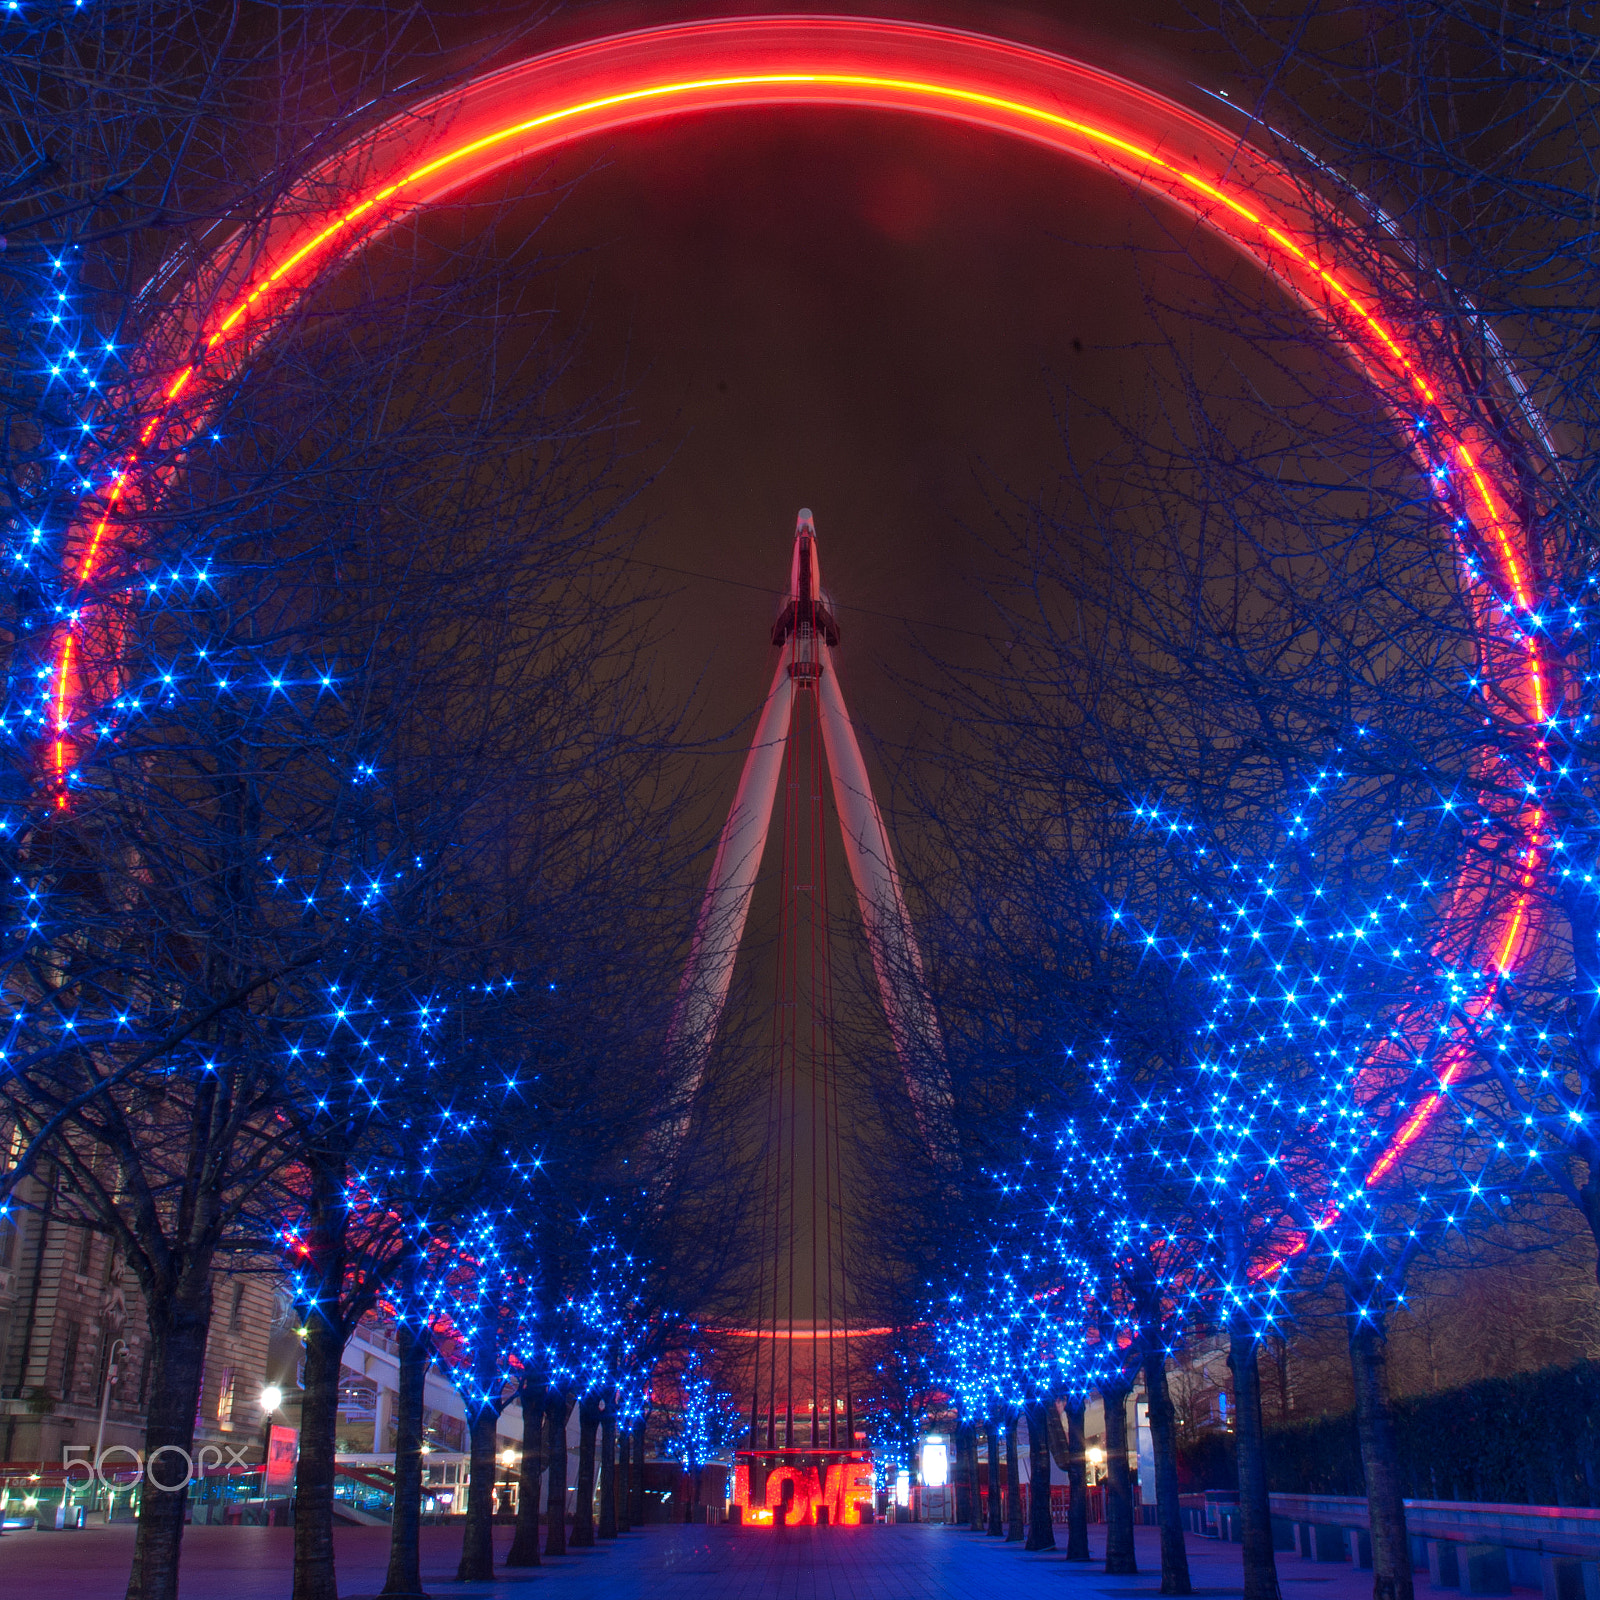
<box><xmin>258</xmin><ymin>1384</ymin><xmax>284</xmax><ymax>1511</ymax></box>
<box><xmin>259</xmin><ymin>1385</ymin><xmax>284</xmax><ymax>1453</ymax></box>
<box><xmin>92</xmin><ymin>1337</ymin><xmax>128</xmax><ymax>1512</ymax></box>
<box><xmin>92</xmin><ymin>1339</ymin><xmax>129</xmax><ymax>1461</ymax></box>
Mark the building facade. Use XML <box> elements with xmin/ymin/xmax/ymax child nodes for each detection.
<box><xmin>0</xmin><ymin>1147</ymin><xmax>536</xmax><ymax>1508</ymax></box>
<box><xmin>0</xmin><ymin>1155</ymin><xmax>276</xmax><ymax>1468</ymax></box>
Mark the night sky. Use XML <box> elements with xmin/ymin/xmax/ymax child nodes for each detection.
<box><xmin>432</xmin><ymin>0</ymin><xmax>1226</xmax><ymax>763</ymax></box>
<box><xmin>378</xmin><ymin>1</ymin><xmax>1257</xmax><ymax>1317</ymax></box>
<box><xmin>410</xmin><ymin>2</ymin><xmax>1254</xmax><ymax>1320</ymax></box>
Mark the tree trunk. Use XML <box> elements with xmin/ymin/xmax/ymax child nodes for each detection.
<box><xmin>1103</xmin><ymin>1382</ymin><xmax>1138</xmax><ymax>1575</ymax></box>
<box><xmin>379</xmin><ymin>1318</ymin><xmax>433</xmax><ymax>1598</ymax></box>
<box><xmin>505</xmin><ymin>1379</ymin><xmax>547</xmax><ymax>1567</ymax></box>
<box><xmin>954</xmin><ymin>1422</ymin><xmax>975</xmax><ymax>1528</ymax></box>
<box><xmin>123</xmin><ymin>1271</ymin><xmax>213</xmax><ymax>1600</ymax></box>
<box><xmin>599</xmin><ymin>1394</ymin><xmax>618</xmax><ymax>1538</ymax></box>
<box><xmin>1581</xmin><ymin>1152</ymin><xmax>1600</xmax><ymax>1290</ymax></box>
<box><xmin>1025</xmin><ymin>1400</ymin><xmax>1056</xmax><ymax>1551</ymax></box>
<box><xmin>1564</xmin><ymin>882</ymin><xmax>1600</xmax><ymax>1291</ymax></box>
<box><xmin>1272</xmin><ymin>1336</ymin><xmax>1291</xmax><ymax>1422</ymax></box>
<box><xmin>631</xmin><ymin>1419</ymin><xmax>647</xmax><ymax>1526</ymax></box>
<box><xmin>1005</xmin><ymin>1412</ymin><xmax>1024</xmax><ymax>1540</ymax></box>
<box><xmin>292</xmin><ymin>1310</ymin><xmax>345</xmax><ymax>1600</ymax></box>
<box><xmin>1349</xmin><ymin>1300</ymin><xmax>1414</xmax><ymax>1600</ymax></box>
<box><xmin>987</xmin><ymin>1414</ymin><xmax>1004</xmax><ymax>1535</ymax></box>
<box><xmin>616</xmin><ymin>1426</ymin><xmax>632</xmax><ymax>1533</ymax></box>
<box><xmin>1066</xmin><ymin>1397</ymin><xmax>1091</xmax><ymax>1561</ymax></box>
<box><xmin>456</xmin><ymin>1401</ymin><xmax>499</xmax><ymax>1579</ymax></box>
<box><xmin>572</xmin><ymin>1392</ymin><xmax>600</xmax><ymax>1547</ymax></box>
<box><xmin>1144</xmin><ymin>1338</ymin><xmax>1193</xmax><ymax>1595</ymax></box>
<box><xmin>545</xmin><ymin>1392</ymin><xmax>573</xmax><ymax>1556</ymax></box>
<box><xmin>291</xmin><ymin>1144</ymin><xmax>370</xmax><ymax>1600</ymax></box>
<box><xmin>1229</xmin><ymin>1325</ymin><xmax>1282</xmax><ymax>1600</ymax></box>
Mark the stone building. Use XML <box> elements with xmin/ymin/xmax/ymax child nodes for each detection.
<box><xmin>0</xmin><ymin>1151</ymin><xmax>276</xmax><ymax>1467</ymax></box>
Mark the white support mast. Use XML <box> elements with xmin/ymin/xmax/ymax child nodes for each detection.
<box><xmin>665</xmin><ymin>509</ymin><xmax>949</xmax><ymax>1146</ymax></box>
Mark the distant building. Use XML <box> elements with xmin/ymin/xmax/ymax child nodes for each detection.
<box><xmin>0</xmin><ymin>1154</ymin><xmax>275</xmax><ymax>1466</ymax></box>
<box><xmin>0</xmin><ymin>1146</ymin><xmax>537</xmax><ymax>1502</ymax></box>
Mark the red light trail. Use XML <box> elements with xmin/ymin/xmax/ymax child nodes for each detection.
<box><xmin>44</xmin><ymin>14</ymin><xmax>1549</xmax><ymax>1206</ymax></box>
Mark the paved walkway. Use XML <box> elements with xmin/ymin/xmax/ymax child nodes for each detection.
<box><xmin>0</xmin><ymin>1518</ymin><xmax>1527</xmax><ymax>1600</ymax></box>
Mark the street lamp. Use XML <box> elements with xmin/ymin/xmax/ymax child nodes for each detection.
<box><xmin>92</xmin><ymin>1337</ymin><xmax>129</xmax><ymax>1509</ymax></box>
<box><xmin>499</xmin><ymin>1448</ymin><xmax>519</xmax><ymax>1517</ymax></box>
<box><xmin>259</xmin><ymin>1383</ymin><xmax>285</xmax><ymax>1502</ymax></box>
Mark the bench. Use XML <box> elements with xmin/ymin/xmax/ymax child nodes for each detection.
<box><xmin>1268</xmin><ymin>1493</ymin><xmax>1600</xmax><ymax>1599</ymax></box>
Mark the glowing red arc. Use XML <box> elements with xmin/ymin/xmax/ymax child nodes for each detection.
<box><xmin>47</xmin><ymin>15</ymin><xmax>1549</xmax><ymax>1207</ymax></box>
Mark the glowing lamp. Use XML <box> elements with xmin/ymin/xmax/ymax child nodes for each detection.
<box><xmin>260</xmin><ymin>1385</ymin><xmax>283</xmax><ymax>1413</ymax></box>
<box><xmin>921</xmin><ymin>1440</ymin><xmax>949</xmax><ymax>1488</ymax></box>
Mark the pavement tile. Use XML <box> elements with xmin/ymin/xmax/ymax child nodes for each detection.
<box><xmin>0</xmin><ymin>1515</ymin><xmax>1536</xmax><ymax>1600</ymax></box>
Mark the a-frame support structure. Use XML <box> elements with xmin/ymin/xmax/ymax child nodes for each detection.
<box><xmin>666</xmin><ymin>509</ymin><xmax>945</xmax><ymax>1138</ymax></box>
<box><xmin>667</xmin><ymin>510</ymin><xmax>946</xmax><ymax>1526</ymax></box>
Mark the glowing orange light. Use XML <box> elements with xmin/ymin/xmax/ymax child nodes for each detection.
<box><xmin>704</xmin><ymin>1324</ymin><xmax>899</xmax><ymax>1339</ymax></box>
<box><xmin>734</xmin><ymin>1453</ymin><xmax>873</xmax><ymax>1526</ymax></box>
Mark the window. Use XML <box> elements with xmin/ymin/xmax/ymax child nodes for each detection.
<box><xmin>60</xmin><ymin>1321</ymin><xmax>81</xmax><ymax>1400</ymax></box>
<box><xmin>0</xmin><ymin>1214</ymin><xmax>16</xmax><ymax>1270</ymax></box>
<box><xmin>216</xmin><ymin>1368</ymin><xmax>237</xmax><ymax>1426</ymax></box>
<box><xmin>229</xmin><ymin>1283</ymin><xmax>245</xmax><ymax>1333</ymax></box>
<box><xmin>75</xmin><ymin>1227</ymin><xmax>94</xmax><ymax>1276</ymax></box>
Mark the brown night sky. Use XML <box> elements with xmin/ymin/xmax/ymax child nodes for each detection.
<box><xmin>374</xmin><ymin>0</ymin><xmax>1264</xmax><ymax>1331</ymax></box>
<box><xmin>413</xmin><ymin>0</ymin><xmax>1231</xmax><ymax>765</ymax></box>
